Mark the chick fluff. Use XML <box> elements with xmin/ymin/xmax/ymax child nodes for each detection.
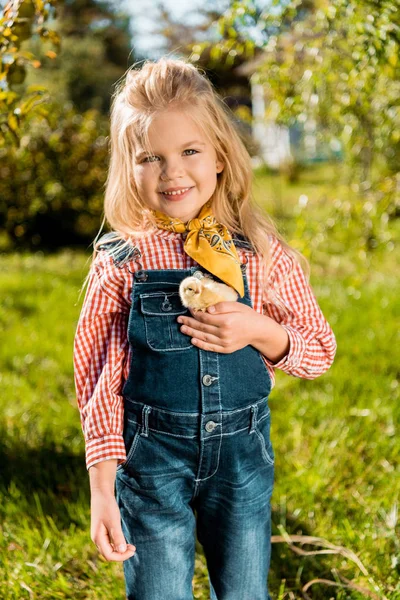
<box><xmin>179</xmin><ymin>275</ymin><xmax>238</xmax><ymax>312</ymax></box>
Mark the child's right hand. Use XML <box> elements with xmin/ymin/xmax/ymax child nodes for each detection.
<box><xmin>90</xmin><ymin>490</ymin><xmax>136</xmax><ymax>562</ymax></box>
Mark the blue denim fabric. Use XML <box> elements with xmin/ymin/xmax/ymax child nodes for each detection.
<box><xmin>113</xmin><ymin>243</ymin><xmax>275</xmax><ymax>600</ymax></box>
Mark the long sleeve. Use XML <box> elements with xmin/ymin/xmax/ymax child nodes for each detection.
<box><xmin>262</xmin><ymin>236</ymin><xmax>337</xmax><ymax>379</ymax></box>
<box><xmin>73</xmin><ymin>251</ymin><xmax>131</xmax><ymax>470</ymax></box>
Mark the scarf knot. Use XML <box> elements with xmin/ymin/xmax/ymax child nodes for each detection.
<box><xmin>150</xmin><ymin>200</ymin><xmax>245</xmax><ymax>297</ymax></box>
<box><xmin>187</xmin><ymin>218</ymin><xmax>206</xmax><ymax>232</ymax></box>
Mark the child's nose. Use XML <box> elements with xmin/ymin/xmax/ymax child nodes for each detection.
<box><xmin>161</xmin><ymin>159</ymin><xmax>185</xmax><ymax>180</ymax></box>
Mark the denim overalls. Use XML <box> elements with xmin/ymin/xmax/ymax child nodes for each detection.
<box><xmin>99</xmin><ymin>234</ymin><xmax>275</xmax><ymax>600</ymax></box>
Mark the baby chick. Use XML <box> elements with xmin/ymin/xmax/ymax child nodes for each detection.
<box><xmin>179</xmin><ymin>275</ymin><xmax>238</xmax><ymax>312</ymax></box>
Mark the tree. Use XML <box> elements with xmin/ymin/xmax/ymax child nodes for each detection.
<box><xmin>31</xmin><ymin>0</ymin><xmax>137</xmax><ymax>115</ymax></box>
<box><xmin>204</xmin><ymin>0</ymin><xmax>399</xmax><ymax>256</ymax></box>
<box><xmin>0</xmin><ymin>0</ymin><xmax>60</xmax><ymax>147</ymax></box>
<box><xmin>0</xmin><ymin>0</ymin><xmax>141</xmax><ymax>248</ymax></box>
<box><xmin>146</xmin><ymin>1</ymin><xmax>260</xmax><ymax>153</ymax></box>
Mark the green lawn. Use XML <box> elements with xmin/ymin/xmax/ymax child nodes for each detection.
<box><xmin>0</xmin><ymin>164</ymin><xmax>399</xmax><ymax>599</ymax></box>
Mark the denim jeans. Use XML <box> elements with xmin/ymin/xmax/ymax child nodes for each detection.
<box><xmin>116</xmin><ymin>396</ymin><xmax>274</xmax><ymax>600</ymax></box>
<box><xmin>110</xmin><ymin>245</ymin><xmax>274</xmax><ymax>599</ymax></box>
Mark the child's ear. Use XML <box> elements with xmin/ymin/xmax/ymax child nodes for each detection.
<box><xmin>216</xmin><ymin>160</ymin><xmax>224</xmax><ymax>174</ymax></box>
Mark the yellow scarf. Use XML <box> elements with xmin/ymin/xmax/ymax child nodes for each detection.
<box><xmin>150</xmin><ymin>200</ymin><xmax>244</xmax><ymax>297</ymax></box>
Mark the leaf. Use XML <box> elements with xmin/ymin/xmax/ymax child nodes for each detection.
<box><xmin>7</xmin><ymin>112</ymin><xmax>18</xmax><ymax>132</ymax></box>
<box><xmin>25</xmin><ymin>84</ymin><xmax>47</xmax><ymax>93</ymax></box>
<box><xmin>45</xmin><ymin>50</ymin><xmax>57</xmax><ymax>59</ymax></box>
<box><xmin>46</xmin><ymin>30</ymin><xmax>61</xmax><ymax>45</ymax></box>
<box><xmin>19</xmin><ymin>93</ymin><xmax>44</xmax><ymax>115</ymax></box>
<box><xmin>18</xmin><ymin>50</ymin><xmax>36</xmax><ymax>60</ymax></box>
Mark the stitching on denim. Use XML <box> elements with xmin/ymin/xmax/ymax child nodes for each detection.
<box><xmin>258</xmin><ymin>410</ymin><xmax>271</xmax><ymax>424</ymax></box>
<box><xmin>140</xmin><ymin>291</ymin><xmax>187</xmax><ymax>316</ymax></box>
<box><xmin>256</xmin><ymin>351</ymin><xmax>273</xmax><ymax>392</ymax></box>
<box><xmin>125</xmin><ymin>401</ymin><xmax>200</xmax><ymax>416</ymax></box>
<box><xmin>140</xmin><ymin>405</ymin><xmax>151</xmax><ymax>437</ymax></box>
<box><xmin>194</xmin><ymin>352</ymin><xmax>223</xmax><ymax>484</ymax></box>
<box><xmin>194</xmin><ymin>357</ymin><xmax>206</xmax><ymax>492</ymax></box>
<box><xmin>147</xmin><ymin>425</ymin><xmax>198</xmax><ymax>439</ymax></box>
<box><xmin>118</xmin><ymin>425</ymin><xmax>142</xmax><ymax>471</ymax></box>
<box><xmin>210</xmin><ymin>353</ymin><xmax>223</xmax><ymax>476</ymax></box>
<box><xmin>125</xmin><ymin>419</ymin><xmax>255</xmax><ymax>439</ymax></box>
<box><xmin>254</xmin><ymin>427</ymin><xmax>274</xmax><ymax>466</ymax></box>
<box><xmin>143</xmin><ymin>309</ymin><xmax>187</xmax><ymax>317</ymax></box>
<box><xmin>124</xmin><ymin>395</ymin><xmax>269</xmax><ymax>417</ymax></box>
<box><xmin>202</xmin><ymin>425</ymin><xmax>252</xmax><ymax>439</ymax></box>
<box><xmin>140</xmin><ymin>291</ymin><xmax>181</xmax><ymax>298</ymax></box>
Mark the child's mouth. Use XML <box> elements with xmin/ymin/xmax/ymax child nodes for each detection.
<box><xmin>159</xmin><ymin>187</ymin><xmax>194</xmax><ymax>201</ymax></box>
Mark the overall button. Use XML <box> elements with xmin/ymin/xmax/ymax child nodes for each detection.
<box><xmin>135</xmin><ymin>270</ymin><xmax>148</xmax><ymax>281</ymax></box>
<box><xmin>205</xmin><ymin>420</ymin><xmax>217</xmax><ymax>432</ymax></box>
<box><xmin>202</xmin><ymin>374</ymin><xmax>218</xmax><ymax>386</ymax></box>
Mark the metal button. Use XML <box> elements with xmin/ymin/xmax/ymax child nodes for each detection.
<box><xmin>202</xmin><ymin>374</ymin><xmax>217</xmax><ymax>386</ymax></box>
<box><xmin>205</xmin><ymin>420</ymin><xmax>217</xmax><ymax>432</ymax></box>
<box><xmin>135</xmin><ymin>270</ymin><xmax>148</xmax><ymax>281</ymax></box>
<box><xmin>193</xmin><ymin>271</ymin><xmax>204</xmax><ymax>280</ymax></box>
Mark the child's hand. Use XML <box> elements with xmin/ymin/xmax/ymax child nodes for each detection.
<box><xmin>177</xmin><ymin>302</ymin><xmax>261</xmax><ymax>353</ymax></box>
<box><xmin>90</xmin><ymin>490</ymin><xmax>136</xmax><ymax>562</ymax></box>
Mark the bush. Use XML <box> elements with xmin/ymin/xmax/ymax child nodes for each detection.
<box><xmin>0</xmin><ymin>103</ymin><xmax>108</xmax><ymax>249</ymax></box>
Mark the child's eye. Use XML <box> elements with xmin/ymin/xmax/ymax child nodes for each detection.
<box><xmin>141</xmin><ymin>149</ymin><xmax>198</xmax><ymax>163</ymax></box>
<box><xmin>142</xmin><ymin>156</ymin><xmax>159</xmax><ymax>163</ymax></box>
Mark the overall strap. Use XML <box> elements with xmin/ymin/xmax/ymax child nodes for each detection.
<box><xmin>231</xmin><ymin>234</ymin><xmax>256</xmax><ymax>274</ymax></box>
<box><xmin>96</xmin><ymin>232</ymin><xmax>143</xmax><ymax>270</ymax></box>
<box><xmin>231</xmin><ymin>233</ymin><xmax>256</xmax><ymax>254</ymax></box>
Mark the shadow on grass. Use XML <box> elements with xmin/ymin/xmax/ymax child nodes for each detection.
<box><xmin>0</xmin><ymin>435</ymin><xmax>90</xmax><ymax>529</ymax></box>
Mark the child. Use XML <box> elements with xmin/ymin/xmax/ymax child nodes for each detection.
<box><xmin>73</xmin><ymin>57</ymin><xmax>337</xmax><ymax>600</ymax></box>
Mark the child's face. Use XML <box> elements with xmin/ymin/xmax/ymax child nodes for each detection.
<box><xmin>133</xmin><ymin>109</ymin><xmax>224</xmax><ymax>223</ymax></box>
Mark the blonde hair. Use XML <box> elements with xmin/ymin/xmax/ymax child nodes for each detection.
<box><xmin>89</xmin><ymin>56</ymin><xmax>310</xmax><ymax>312</ymax></box>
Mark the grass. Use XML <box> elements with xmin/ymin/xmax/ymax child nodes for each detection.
<box><xmin>0</xmin><ymin>162</ymin><xmax>399</xmax><ymax>599</ymax></box>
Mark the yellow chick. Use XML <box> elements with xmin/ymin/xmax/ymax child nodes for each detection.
<box><xmin>179</xmin><ymin>275</ymin><xmax>238</xmax><ymax>312</ymax></box>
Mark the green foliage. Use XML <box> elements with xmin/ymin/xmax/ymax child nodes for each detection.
<box><xmin>0</xmin><ymin>0</ymin><xmax>141</xmax><ymax>249</ymax></box>
<box><xmin>0</xmin><ymin>103</ymin><xmax>109</xmax><ymax>248</ymax></box>
<box><xmin>39</xmin><ymin>0</ymin><xmax>136</xmax><ymax>116</ymax></box>
<box><xmin>1</xmin><ymin>0</ymin><xmax>138</xmax><ymax>140</ymax></box>
<box><xmin>199</xmin><ymin>0</ymin><xmax>400</xmax><ymax>255</ymax></box>
<box><xmin>147</xmin><ymin>2</ymin><xmax>257</xmax><ymax>156</ymax></box>
<box><xmin>0</xmin><ymin>0</ymin><xmax>60</xmax><ymax>145</ymax></box>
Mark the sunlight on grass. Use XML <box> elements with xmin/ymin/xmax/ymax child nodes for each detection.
<box><xmin>0</xmin><ymin>165</ymin><xmax>399</xmax><ymax>598</ymax></box>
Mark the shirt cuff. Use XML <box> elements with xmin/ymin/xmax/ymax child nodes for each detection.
<box><xmin>263</xmin><ymin>324</ymin><xmax>307</xmax><ymax>371</ymax></box>
<box><xmin>85</xmin><ymin>434</ymin><xmax>126</xmax><ymax>471</ymax></box>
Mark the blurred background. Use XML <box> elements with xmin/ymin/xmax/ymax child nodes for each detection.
<box><xmin>0</xmin><ymin>1</ymin><xmax>399</xmax><ymax>598</ymax></box>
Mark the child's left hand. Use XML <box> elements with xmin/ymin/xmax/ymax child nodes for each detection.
<box><xmin>177</xmin><ymin>302</ymin><xmax>261</xmax><ymax>353</ymax></box>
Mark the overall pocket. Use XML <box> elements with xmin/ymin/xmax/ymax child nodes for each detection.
<box><xmin>117</xmin><ymin>418</ymin><xmax>143</xmax><ymax>472</ymax></box>
<box><xmin>254</xmin><ymin>408</ymin><xmax>275</xmax><ymax>466</ymax></box>
<box><xmin>140</xmin><ymin>291</ymin><xmax>193</xmax><ymax>352</ymax></box>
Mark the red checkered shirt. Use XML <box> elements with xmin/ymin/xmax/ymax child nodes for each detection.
<box><xmin>73</xmin><ymin>229</ymin><xmax>337</xmax><ymax>470</ymax></box>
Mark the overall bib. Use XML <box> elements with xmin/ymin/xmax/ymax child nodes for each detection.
<box><xmin>105</xmin><ymin>236</ymin><xmax>275</xmax><ymax>600</ymax></box>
